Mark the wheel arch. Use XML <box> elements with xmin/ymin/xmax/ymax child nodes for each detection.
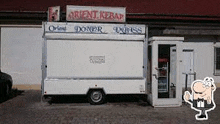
<box><xmin>86</xmin><ymin>88</ymin><xmax>106</xmax><ymax>95</ymax></box>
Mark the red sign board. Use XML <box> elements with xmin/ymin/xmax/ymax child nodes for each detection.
<box><xmin>66</xmin><ymin>5</ymin><xmax>126</xmax><ymax>22</ymax></box>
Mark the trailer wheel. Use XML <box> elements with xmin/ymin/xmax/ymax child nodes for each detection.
<box><xmin>88</xmin><ymin>90</ymin><xmax>106</xmax><ymax>105</ymax></box>
<box><xmin>6</xmin><ymin>84</ymin><xmax>10</xmax><ymax>95</ymax></box>
<box><xmin>3</xmin><ymin>84</ymin><xmax>10</xmax><ymax>98</ymax></box>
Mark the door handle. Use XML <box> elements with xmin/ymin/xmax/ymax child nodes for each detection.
<box><xmin>171</xmin><ymin>83</ymin><xmax>175</xmax><ymax>87</ymax></box>
<box><xmin>153</xmin><ymin>74</ymin><xmax>158</xmax><ymax>79</ymax></box>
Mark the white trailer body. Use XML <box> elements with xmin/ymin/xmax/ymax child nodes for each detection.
<box><xmin>42</xmin><ymin>22</ymin><xmax>147</xmax><ymax>104</ymax></box>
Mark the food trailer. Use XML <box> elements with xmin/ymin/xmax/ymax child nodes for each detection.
<box><xmin>42</xmin><ymin>22</ymin><xmax>148</xmax><ymax>105</ymax></box>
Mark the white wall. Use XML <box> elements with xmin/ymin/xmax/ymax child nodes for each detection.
<box><xmin>1</xmin><ymin>27</ymin><xmax>42</xmax><ymax>85</ymax></box>
<box><xmin>181</xmin><ymin>42</ymin><xmax>220</xmax><ymax>86</ymax></box>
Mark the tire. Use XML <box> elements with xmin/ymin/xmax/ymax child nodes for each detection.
<box><xmin>3</xmin><ymin>84</ymin><xmax>10</xmax><ymax>98</ymax></box>
<box><xmin>88</xmin><ymin>90</ymin><xmax>106</xmax><ymax>105</ymax></box>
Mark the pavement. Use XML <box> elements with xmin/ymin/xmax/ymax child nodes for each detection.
<box><xmin>0</xmin><ymin>88</ymin><xmax>219</xmax><ymax>124</ymax></box>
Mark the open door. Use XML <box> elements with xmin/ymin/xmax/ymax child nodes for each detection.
<box><xmin>149</xmin><ymin>37</ymin><xmax>183</xmax><ymax>107</ymax></box>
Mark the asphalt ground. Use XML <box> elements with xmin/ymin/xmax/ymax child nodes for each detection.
<box><xmin>0</xmin><ymin>88</ymin><xmax>219</xmax><ymax>124</ymax></box>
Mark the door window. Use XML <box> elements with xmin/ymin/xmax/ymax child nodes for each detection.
<box><xmin>157</xmin><ymin>45</ymin><xmax>176</xmax><ymax>98</ymax></box>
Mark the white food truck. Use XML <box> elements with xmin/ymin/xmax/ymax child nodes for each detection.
<box><xmin>42</xmin><ymin>22</ymin><xmax>148</xmax><ymax>104</ymax></box>
<box><xmin>42</xmin><ymin>22</ymin><xmax>184</xmax><ymax>107</ymax></box>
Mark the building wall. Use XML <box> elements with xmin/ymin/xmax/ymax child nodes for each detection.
<box><xmin>1</xmin><ymin>27</ymin><xmax>42</xmax><ymax>90</ymax></box>
<box><xmin>181</xmin><ymin>42</ymin><xmax>220</xmax><ymax>87</ymax></box>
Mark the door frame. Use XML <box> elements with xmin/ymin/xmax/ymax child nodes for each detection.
<box><xmin>149</xmin><ymin>37</ymin><xmax>184</xmax><ymax>107</ymax></box>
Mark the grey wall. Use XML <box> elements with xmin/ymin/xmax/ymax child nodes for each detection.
<box><xmin>1</xmin><ymin>27</ymin><xmax>42</xmax><ymax>85</ymax></box>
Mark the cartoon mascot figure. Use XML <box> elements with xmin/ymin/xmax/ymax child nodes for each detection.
<box><xmin>184</xmin><ymin>77</ymin><xmax>216</xmax><ymax>120</ymax></box>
